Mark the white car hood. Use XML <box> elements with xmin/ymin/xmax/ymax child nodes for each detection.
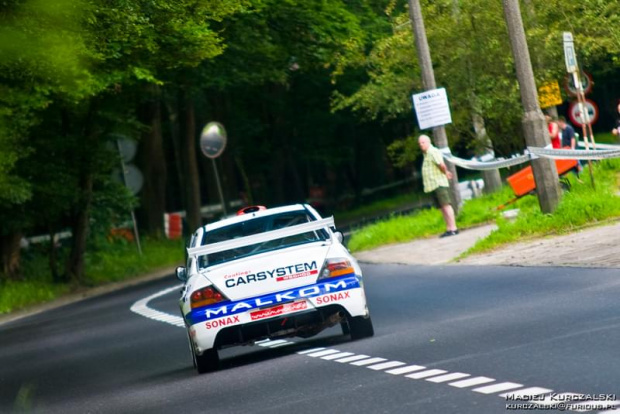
<box><xmin>200</xmin><ymin>243</ymin><xmax>330</xmax><ymax>301</ymax></box>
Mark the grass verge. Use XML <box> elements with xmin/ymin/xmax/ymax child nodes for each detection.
<box><xmin>463</xmin><ymin>159</ymin><xmax>620</xmax><ymax>256</ymax></box>
<box><xmin>0</xmin><ymin>237</ymin><xmax>184</xmax><ymax>315</ymax></box>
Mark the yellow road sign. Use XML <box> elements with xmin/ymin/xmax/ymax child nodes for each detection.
<box><xmin>538</xmin><ymin>81</ymin><xmax>563</xmax><ymax>109</ymax></box>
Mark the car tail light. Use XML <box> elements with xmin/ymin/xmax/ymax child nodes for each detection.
<box><xmin>190</xmin><ymin>286</ymin><xmax>226</xmax><ymax>309</ymax></box>
<box><xmin>318</xmin><ymin>258</ymin><xmax>355</xmax><ymax>280</ymax></box>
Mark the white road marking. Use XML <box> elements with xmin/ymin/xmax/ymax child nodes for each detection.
<box><xmin>322</xmin><ymin>352</ymin><xmax>355</xmax><ymax>360</ymax></box>
<box><xmin>298</xmin><ymin>348</ymin><xmax>616</xmax><ymax>412</ymax></box>
<box><xmin>268</xmin><ymin>341</ymin><xmax>293</xmax><ymax>348</ymax></box>
<box><xmin>426</xmin><ymin>372</ymin><xmax>470</xmax><ymax>383</ymax></box>
<box><xmin>260</xmin><ymin>339</ymin><xmax>288</xmax><ymax>347</ymax></box>
<box><xmin>385</xmin><ymin>365</ymin><xmax>427</xmax><ymax>375</ymax></box>
<box><xmin>449</xmin><ymin>377</ymin><xmax>496</xmax><ymax>388</ymax></box>
<box><xmin>350</xmin><ymin>357</ymin><xmax>387</xmax><ymax>366</ymax></box>
<box><xmin>406</xmin><ymin>369</ymin><xmax>447</xmax><ymax>379</ymax></box>
<box><xmin>334</xmin><ymin>354</ymin><xmax>371</xmax><ymax>363</ymax></box>
<box><xmin>307</xmin><ymin>349</ymin><xmax>342</xmax><ymax>358</ymax></box>
<box><xmin>367</xmin><ymin>361</ymin><xmax>406</xmax><ymax>371</ymax></box>
<box><xmin>130</xmin><ymin>285</ymin><xmax>185</xmax><ymax>327</ymax></box>
<box><xmin>297</xmin><ymin>347</ymin><xmax>326</xmax><ymax>354</ymax></box>
<box><xmin>473</xmin><ymin>382</ymin><xmax>523</xmax><ymax>394</ymax></box>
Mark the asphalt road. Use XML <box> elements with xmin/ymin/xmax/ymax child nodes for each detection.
<box><xmin>2</xmin><ymin>264</ymin><xmax>620</xmax><ymax>414</ymax></box>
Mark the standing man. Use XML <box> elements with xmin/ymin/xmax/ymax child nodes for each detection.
<box><xmin>557</xmin><ymin>116</ymin><xmax>576</xmax><ymax>150</ymax></box>
<box><xmin>557</xmin><ymin>116</ymin><xmax>583</xmax><ymax>183</ymax></box>
<box><xmin>418</xmin><ymin>134</ymin><xmax>458</xmax><ymax>238</ymax></box>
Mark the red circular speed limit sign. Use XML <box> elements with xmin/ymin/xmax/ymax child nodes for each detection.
<box><xmin>568</xmin><ymin>99</ymin><xmax>599</xmax><ymax>127</ymax></box>
<box><xmin>564</xmin><ymin>72</ymin><xmax>593</xmax><ymax>96</ymax></box>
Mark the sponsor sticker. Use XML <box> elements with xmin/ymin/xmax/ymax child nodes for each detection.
<box><xmin>250</xmin><ymin>301</ymin><xmax>307</xmax><ymax>321</ymax></box>
<box><xmin>276</xmin><ymin>269</ymin><xmax>318</xmax><ymax>282</ymax></box>
<box><xmin>205</xmin><ymin>315</ymin><xmax>240</xmax><ymax>330</ymax></box>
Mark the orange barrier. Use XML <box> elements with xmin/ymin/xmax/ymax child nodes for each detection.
<box><xmin>507</xmin><ymin>158</ymin><xmax>578</xmax><ymax>197</ymax></box>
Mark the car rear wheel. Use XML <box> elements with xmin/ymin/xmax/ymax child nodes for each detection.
<box><xmin>346</xmin><ymin>315</ymin><xmax>374</xmax><ymax>340</ymax></box>
<box><xmin>187</xmin><ymin>332</ymin><xmax>219</xmax><ymax>374</ymax></box>
<box><xmin>194</xmin><ymin>348</ymin><xmax>219</xmax><ymax>374</ymax></box>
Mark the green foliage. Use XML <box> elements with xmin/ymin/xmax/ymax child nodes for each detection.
<box><xmin>333</xmin><ymin>192</ymin><xmax>424</xmax><ymax>224</ymax></box>
<box><xmin>0</xmin><ymin>279</ymin><xmax>71</xmax><ymax>314</ymax></box>
<box><xmin>0</xmin><ymin>237</ymin><xmax>184</xmax><ymax>313</ymax></box>
<box><xmin>347</xmin><ymin>206</ymin><xmax>445</xmax><ymax>252</ymax></box>
<box><xmin>84</xmin><ymin>237</ymin><xmax>184</xmax><ymax>285</ymax></box>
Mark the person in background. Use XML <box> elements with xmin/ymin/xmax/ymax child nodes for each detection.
<box><xmin>545</xmin><ymin>114</ymin><xmax>561</xmax><ymax>149</ymax></box>
<box><xmin>557</xmin><ymin>116</ymin><xmax>583</xmax><ymax>183</ymax></box>
<box><xmin>418</xmin><ymin>134</ymin><xmax>458</xmax><ymax>238</ymax></box>
<box><xmin>611</xmin><ymin>102</ymin><xmax>620</xmax><ymax>139</ymax></box>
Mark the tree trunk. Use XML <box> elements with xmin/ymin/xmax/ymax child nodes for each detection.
<box><xmin>1</xmin><ymin>231</ymin><xmax>22</xmax><ymax>280</ymax></box>
<box><xmin>66</xmin><ymin>171</ymin><xmax>94</xmax><ymax>285</ymax></box>
<box><xmin>137</xmin><ymin>85</ymin><xmax>167</xmax><ymax>237</ymax></box>
<box><xmin>178</xmin><ymin>90</ymin><xmax>202</xmax><ymax>232</ymax></box>
<box><xmin>472</xmin><ymin>113</ymin><xmax>502</xmax><ymax>194</ymax></box>
<box><xmin>65</xmin><ymin>101</ymin><xmax>98</xmax><ymax>286</ymax></box>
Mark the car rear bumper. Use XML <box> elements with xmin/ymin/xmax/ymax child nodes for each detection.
<box><xmin>186</xmin><ymin>275</ymin><xmax>369</xmax><ymax>352</ymax></box>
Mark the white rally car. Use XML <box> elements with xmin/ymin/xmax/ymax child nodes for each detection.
<box><xmin>176</xmin><ymin>204</ymin><xmax>374</xmax><ymax>374</ymax></box>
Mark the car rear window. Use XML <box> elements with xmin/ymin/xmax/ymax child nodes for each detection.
<box><xmin>198</xmin><ymin>211</ymin><xmax>328</xmax><ymax>268</ymax></box>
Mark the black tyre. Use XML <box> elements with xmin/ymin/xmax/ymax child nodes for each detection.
<box><xmin>187</xmin><ymin>331</ymin><xmax>219</xmax><ymax>374</ymax></box>
<box><xmin>194</xmin><ymin>348</ymin><xmax>219</xmax><ymax>374</ymax></box>
<box><xmin>341</xmin><ymin>320</ymin><xmax>350</xmax><ymax>335</ymax></box>
<box><xmin>347</xmin><ymin>315</ymin><xmax>374</xmax><ymax>340</ymax></box>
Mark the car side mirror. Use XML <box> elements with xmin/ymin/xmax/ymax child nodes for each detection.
<box><xmin>333</xmin><ymin>231</ymin><xmax>344</xmax><ymax>244</ymax></box>
<box><xmin>176</xmin><ymin>266</ymin><xmax>188</xmax><ymax>282</ymax></box>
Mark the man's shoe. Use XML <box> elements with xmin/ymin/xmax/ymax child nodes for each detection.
<box><xmin>439</xmin><ymin>230</ymin><xmax>458</xmax><ymax>238</ymax></box>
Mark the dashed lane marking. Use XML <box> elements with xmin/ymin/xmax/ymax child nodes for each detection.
<box><xmin>406</xmin><ymin>369</ymin><xmax>447</xmax><ymax>379</ymax></box>
<box><xmin>367</xmin><ymin>361</ymin><xmax>406</xmax><ymax>371</ymax></box>
<box><xmin>307</xmin><ymin>349</ymin><xmax>343</xmax><ymax>358</ymax></box>
<box><xmin>473</xmin><ymin>382</ymin><xmax>523</xmax><ymax>395</ymax></box>
<box><xmin>334</xmin><ymin>354</ymin><xmax>371</xmax><ymax>363</ymax></box>
<box><xmin>351</xmin><ymin>357</ymin><xmax>388</xmax><ymax>366</ymax></box>
<box><xmin>297</xmin><ymin>347</ymin><xmax>325</xmax><ymax>354</ymax></box>
<box><xmin>322</xmin><ymin>352</ymin><xmax>355</xmax><ymax>360</ymax></box>
<box><xmin>449</xmin><ymin>376</ymin><xmax>496</xmax><ymax>388</ymax></box>
<box><xmin>426</xmin><ymin>372</ymin><xmax>470</xmax><ymax>383</ymax></box>
<box><xmin>295</xmin><ymin>347</ymin><xmax>613</xmax><ymax>412</ymax></box>
<box><xmin>385</xmin><ymin>365</ymin><xmax>426</xmax><ymax>375</ymax></box>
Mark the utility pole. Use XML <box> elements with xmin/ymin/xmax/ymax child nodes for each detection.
<box><xmin>502</xmin><ymin>0</ymin><xmax>561</xmax><ymax>213</ymax></box>
<box><xmin>408</xmin><ymin>0</ymin><xmax>461</xmax><ymax>212</ymax></box>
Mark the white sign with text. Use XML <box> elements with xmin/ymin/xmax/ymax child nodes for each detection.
<box><xmin>412</xmin><ymin>88</ymin><xmax>452</xmax><ymax>130</ymax></box>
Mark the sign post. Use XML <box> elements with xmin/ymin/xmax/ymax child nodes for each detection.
<box><xmin>563</xmin><ymin>32</ymin><xmax>595</xmax><ymax>188</ymax></box>
<box><xmin>114</xmin><ymin>136</ymin><xmax>143</xmax><ymax>255</ymax></box>
<box><xmin>199</xmin><ymin>122</ymin><xmax>228</xmax><ymax>217</ymax></box>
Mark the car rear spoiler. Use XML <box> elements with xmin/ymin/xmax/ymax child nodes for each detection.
<box><xmin>187</xmin><ymin>217</ymin><xmax>335</xmax><ymax>259</ymax></box>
